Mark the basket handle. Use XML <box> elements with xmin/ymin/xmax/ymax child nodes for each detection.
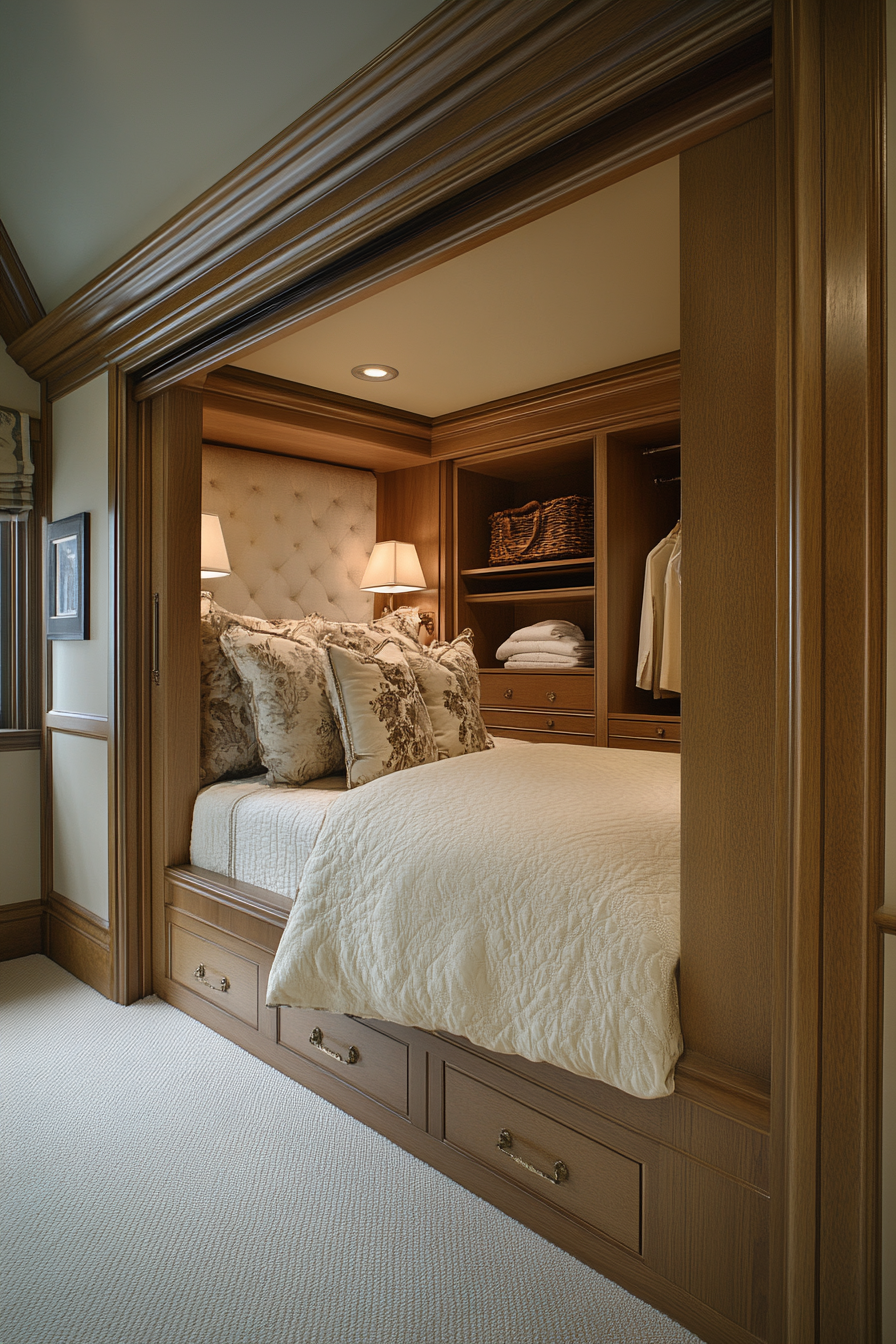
<box><xmin>500</xmin><ymin>501</ymin><xmax>542</xmax><ymax>558</ymax></box>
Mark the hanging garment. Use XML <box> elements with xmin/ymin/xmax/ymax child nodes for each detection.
<box><xmin>636</xmin><ymin>522</ymin><xmax>679</xmax><ymax>693</ymax></box>
<box><xmin>659</xmin><ymin>529</ymin><xmax>682</xmax><ymax>695</ymax></box>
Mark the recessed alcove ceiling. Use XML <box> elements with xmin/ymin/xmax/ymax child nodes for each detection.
<box><xmin>234</xmin><ymin>157</ymin><xmax>680</xmax><ymax>419</ymax></box>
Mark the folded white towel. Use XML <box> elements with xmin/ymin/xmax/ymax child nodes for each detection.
<box><xmin>496</xmin><ymin>636</ymin><xmax>593</xmax><ymax>661</ymax></box>
<box><xmin>505</xmin><ymin>652</ymin><xmax>594</xmax><ymax>667</ymax></box>
<box><xmin>504</xmin><ymin>619</ymin><xmax>585</xmax><ymax>644</ymax></box>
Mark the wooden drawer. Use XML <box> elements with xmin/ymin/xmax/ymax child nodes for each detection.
<box><xmin>479</xmin><ymin>670</ymin><xmax>594</xmax><ymax>712</ymax></box>
<box><xmin>609</xmin><ymin>736</ymin><xmax>680</xmax><ymax>754</ymax></box>
<box><xmin>607</xmin><ymin>715</ymin><xmax>680</xmax><ymax>742</ymax></box>
<box><xmin>443</xmin><ymin>1067</ymin><xmax>641</xmax><ymax>1253</ymax></box>
<box><xmin>483</xmin><ymin>708</ymin><xmax>594</xmax><ymax>734</ymax></box>
<box><xmin>278</xmin><ymin>1008</ymin><xmax>408</xmax><ymax>1115</ymax></box>
<box><xmin>169</xmin><ymin>924</ymin><xmax>259</xmax><ymax>1027</ymax></box>
<box><xmin>489</xmin><ymin>727</ymin><xmax>595</xmax><ymax>747</ymax></box>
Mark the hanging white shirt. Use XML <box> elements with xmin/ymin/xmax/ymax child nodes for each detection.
<box><xmin>636</xmin><ymin>523</ymin><xmax>680</xmax><ymax>692</ymax></box>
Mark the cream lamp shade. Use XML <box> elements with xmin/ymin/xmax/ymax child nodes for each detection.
<box><xmin>360</xmin><ymin>540</ymin><xmax>426</xmax><ymax>593</ymax></box>
<box><xmin>200</xmin><ymin>513</ymin><xmax>231</xmax><ymax>578</ymax></box>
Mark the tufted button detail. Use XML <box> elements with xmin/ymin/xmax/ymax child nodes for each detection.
<box><xmin>230</xmin><ymin>511</ymin><xmax>236</xmax><ymax>519</ymax></box>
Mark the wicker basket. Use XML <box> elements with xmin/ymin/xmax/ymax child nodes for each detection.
<box><xmin>487</xmin><ymin>496</ymin><xmax>594</xmax><ymax>566</ymax></box>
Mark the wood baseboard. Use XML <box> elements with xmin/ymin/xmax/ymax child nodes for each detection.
<box><xmin>46</xmin><ymin>893</ymin><xmax>112</xmax><ymax>997</ymax></box>
<box><xmin>0</xmin><ymin>900</ymin><xmax>44</xmax><ymax>960</ymax></box>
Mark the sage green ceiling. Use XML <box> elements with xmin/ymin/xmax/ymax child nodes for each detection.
<box><xmin>0</xmin><ymin>0</ymin><xmax>442</xmax><ymax>311</ymax></box>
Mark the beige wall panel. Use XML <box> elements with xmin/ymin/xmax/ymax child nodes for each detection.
<box><xmin>50</xmin><ymin>373</ymin><xmax>108</xmax><ymax>718</ymax></box>
<box><xmin>0</xmin><ymin>341</ymin><xmax>40</xmax><ymax>415</ymax></box>
<box><xmin>51</xmin><ymin>732</ymin><xmax>108</xmax><ymax>922</ymax></box>
<box><xmin>0</xmin><ymin>750</ymin><xmax>41</xmax><ymax>906</ymax></box>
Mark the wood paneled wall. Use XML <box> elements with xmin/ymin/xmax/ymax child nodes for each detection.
<box><xmin>679</xmin><ymin>114</ymin><xmax>776</xmax><ymax>1081</ymax></box>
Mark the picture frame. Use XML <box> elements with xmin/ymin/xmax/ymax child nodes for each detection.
<box><xmin>46</xmin><ymin>513</ymin><xmax>89</xmax><ymax>641</ymax></box>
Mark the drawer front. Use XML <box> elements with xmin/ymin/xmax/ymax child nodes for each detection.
<box><xmin>484</xmin><ymin>708</ymin><xmax>594</xmax><ymax>734</ymax></box>
<box><xmin>607</xmin><ymin>716</ymin><xmax>680</xmax><ymax>743</ymax></box>
<box><xmin>609</xmin><ymin>735</ymin><xmax>680</xmax><ymax>754</ymax></box>
<box><xmin>489</xmin><ymin>727</ymin><xmax>595</xmax><ymax>747</ymax></box>
<box><xmin>443</xmin><ymin>1067</ymin><xmax>641</xmax><ymax>1252</ymax></box>
<box><xmin>170</xmin><ymin>924</ymin><xmax>259</xmax><ymax>1027</ymax></box>
<box><xmin>278</xmin><ymin>1009</ymin><xmax>408</xmax><ymax>1115</ymax></box>
<box><xmin>479</xmin><ymin>671</ymin><xmax>594</xmax><ymax>712</ymax></box>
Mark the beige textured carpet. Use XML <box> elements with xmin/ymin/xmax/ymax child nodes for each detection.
<box><xmin>1</xmin><ymin>956</ymin><xmax>701</xmax><ymax>1344</ymax></box>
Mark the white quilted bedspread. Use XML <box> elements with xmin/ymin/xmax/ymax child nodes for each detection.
<box><xmin>267</xmin><ymin>744</ymin><xmax>682</xmax><ymax>1099</ymax></box>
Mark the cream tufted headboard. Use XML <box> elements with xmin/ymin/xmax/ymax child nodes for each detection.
<box><xmin>201</xmin><ymin>444</ymin><xmax>377</xmax><ymax>621</ymax></box>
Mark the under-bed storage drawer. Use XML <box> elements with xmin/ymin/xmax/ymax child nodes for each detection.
<box><xmin>443</xmin><ymin>1066</ymin><xmax>642</xmax><ymax>1253</ymax></box>
<box><xmin>278</xmin><ymin>1009</ymin><xmax>408</xmax><ymax>1115</ymax></box>
<box><xmin>169</xmin><ymin>925</ymin><xmax>260</xmax><ymax>1027</ymax></box>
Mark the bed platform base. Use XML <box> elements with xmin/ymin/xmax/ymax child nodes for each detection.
<box><xmin>161</xmin><ymin>864</ymin><xmax>770</xmax><ymax>1344</ymax></box>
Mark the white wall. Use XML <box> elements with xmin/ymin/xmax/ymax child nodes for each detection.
<box><xmin>48</xmin><ymin>373</ymin><xmax>109</xmax><ymax>922</ymax></box>
<box><xmin>0</xmin><ymin>341</ymin><xmax>42</xmax><ymax>908</ymax></box>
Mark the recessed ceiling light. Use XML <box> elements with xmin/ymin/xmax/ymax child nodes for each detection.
<box><xmin>351</xmin><ymin>364</ymin><xmax>398</xmax><ymax>382</ymax></box>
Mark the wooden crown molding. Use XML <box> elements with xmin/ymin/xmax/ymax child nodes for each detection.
<box><xmin>202</xmin><ymin>366</ymin><xmax>433</xmax><ymax>472</ymax></box>
<box><xmin>200</xmin><ymin>353</ymin><xmax>680</xmax><ymax>470</ymax></box>
<box><xmin>431</xmin><ymin>351</ymin><xmax>680</xmax><ymax>457</ymax></box>
<box><xmin>0</xmin><ymin>218</ymin><xmax>45</xmax><ymax>346</ymax></box>
<box><xmin>8</xmin><ymin>0</ymin><xmax>770</xmax><ymax>397</ymax></box>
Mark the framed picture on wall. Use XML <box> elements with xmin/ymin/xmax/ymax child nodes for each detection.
<box><xmin>47</xmin><ymin>512</ymin><xmax>89</xmax><ymax>641</ymax></box>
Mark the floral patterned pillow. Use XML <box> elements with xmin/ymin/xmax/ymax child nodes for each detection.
<box><xmin>200</xmin><ymin>595</ymin><xmax>324</xmax><ymax>787</ymax></box>
<box><xmin>218</xmin><ymin>624</ymin><xmax>343</xmax><ymax>785</ymax></box>
<box><xmin>308</xmin><ymin>606</ymin><xmax>425</xmax><ymax>657</ymax></box>
<box><xmin>406</xmin><ymin>631</ymin><xmax>493</xmax><ymax>759</ymax></box>
<box><xmin>322</xmin><ymin>639</ymin><xmax>438</xmax><ymax>788</ymax></box>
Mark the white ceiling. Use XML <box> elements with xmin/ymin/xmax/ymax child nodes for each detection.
<box><xmin>0</xmin><ymin>0</ymin><xmax>441</xmax><ymax>311</ymax></box>
<box><xmin>234</xmin><ymin>157</ymin><xmax>681</xmax><ymax>418</ymax></box>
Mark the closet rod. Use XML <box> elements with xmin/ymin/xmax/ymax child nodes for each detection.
<box><xmin>642</xmin><ymin>443</ymin><xmax>680</xmax><ymax>455</ymax></box>
<box><xmin>654</xmin><ymin>475</ymin><xmax>681</xmax><ymax>485</ymax></box>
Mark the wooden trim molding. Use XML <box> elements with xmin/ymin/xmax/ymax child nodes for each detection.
<box><xmin>46</xmin><ymin>891</ymin><xmax>112</xmax><ymax>997</ymax></box>
<box><xmin>45</xmin><ymin>711</ymin><xmax>109</xmax><ymax>739</ymax></box>
<box><xmin>7</xmin><ymin>0</ymin><xmax>770</xmax><ymax>397</ymax></box>
<box><xmin>0</xmin><ymin>729</ymin><xmax>41</xmax><ymax>751</ymax></box>
<box><xmin>771</xmin><ymin>0</ymin><xmax>885</xmax><ymax>1338</ymax></box>
<box><xmin>0</xmin><ymin>217</ymin><xmax>45</xmax><ymax>345</ymax></box>
<box><xmin>0</xmin><ymin>899</ymin><xmax>43</xmax><ymax>960</ymax></box>
<box><xmin>431</xmin><ymin>351</ymin><xmax>680</xmax><ymax>458</ymax></box>
<box><xmin>203</xmin><ymin>366</ymin><xmax>432</xmax><ymax>471</ymax></box>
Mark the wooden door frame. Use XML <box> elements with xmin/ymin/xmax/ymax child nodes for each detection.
<box><xmin>18</xmin><ymin>0</ymin><xmax>884</xmax><ymax>1338</ymax></box>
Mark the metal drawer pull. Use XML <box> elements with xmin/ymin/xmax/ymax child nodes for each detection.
<box><xmin>504</xmin><ymin>689</ymin><xmax>513</xmax><ymax>699</ymax></box>
<box><xmin>546</xmin><ymin>719</ymin><xmax>555</xmax><ymax>728</ymax></box>
<box><xmin>497</xmin><ymin>1129</ymin><xmax>569</xmax><ymax>1184</ymax></box>
<box><xmin>546</xmin><ymin>691</ymin><xmax>556</xmax><ymax>703</ymax></box>
<box><xmin>309</xmin><ymin>1026</ymin><xmax>359</xmax><ymax>1066</ymax></box>
<box><xmin>656</xmin><ymin>726</ymin><xmax>665</xmax><ymax>737</ymax></box>
<box><xmin>194</xmin><ymin>963</ymin><xmax>229</xmax><ymax>993</ymax></box>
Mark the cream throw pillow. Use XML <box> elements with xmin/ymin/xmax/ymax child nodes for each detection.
<box><xmin>323</xmin><ymin>639</ymin><xmax>438</xmax><ymax>788</ymax></box>
<box><xmin>406</xmin><ymin>630</ymin><xmax>493</xmax><ymax>759</ymax></box>
<box><xmin>219</xmin><ymin>624</ymin><xmax>343</xmax><ymax>785</ymax></box>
